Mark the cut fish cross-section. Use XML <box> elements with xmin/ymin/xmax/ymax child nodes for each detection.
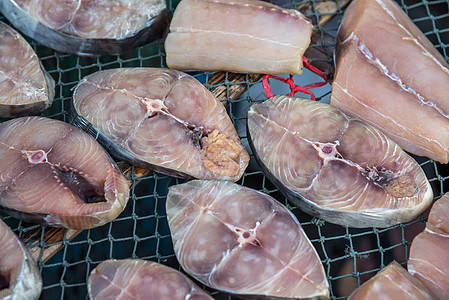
<box><xmin>166</xmin><ymin>180</ymin><xmax>330</xmax><ymax>299</ymax></box>
<box><xmin>0</xmin><ymin>116</ymin><xmax>129</xmax><ymax>230</ymax></box>
<box><xmin>71</xmin><ymin>68</ymin><xmax>249</xmax><ymax>181</ymax></box>
<box><xmin>0</xmin><ymin>21</ymin><xmax>54</xmax><ymax>118</ymax></box>
<box><xmin>247</xmin><ymin>96</ymin><xmax>433</xmax><ymax>228</ymax></box>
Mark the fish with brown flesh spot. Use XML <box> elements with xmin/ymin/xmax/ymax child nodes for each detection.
<box><xmin>408</xmin><ymin>193</ymin><xmax>449</xmax><ymax>299</ymax></box>
<box><xmin>0</xmin><ymin>21</ymin><xmax>54</xmax><ymax>118</ymax></box>
<box><xmin>166</xmin><ymin>180</ymin><xmax>330</xmax><ymax>299</ymax></box>
<box><xmin>0</xmin><ymin>0</ymin><xmax>168</xmax><ymax>56</ymax></box>
<box><xmin>0</xmin><ymin>116</ymin><xmax>129</xmax><ymax>230</ymax></box>
<box><xmin>165</xmin><ymin>0</ymin><xmax>312</xmax><ymax>75</ymax></box>
<box><xmin>70</xmin><ymin>68</ymin><xmax>249</xmax><ymax>182</ymax></box>
<box><xmin>347</xmin><ymin>261</ymin><xmax>437</xmax><ymax>300</ymax></box>
<box><xmin>0</xmin><ymin>218</ymin><xmax>42</xmax><ymax>300</ymax></box>
<box><xmin>88</xmin><ymin>259</ymin><xmax>213</xmax><ymax>300</ymax></box>
<box><xmin>331</xmin><ymin>0</ymin><xmax>449</xmax><ymax>163</ymax></box>
<box><xmin>247</xmin><ymin>96</ymin><xmax>433</xmax><ymax>228</ymax></box>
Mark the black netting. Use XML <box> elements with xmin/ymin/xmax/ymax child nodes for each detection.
<box><xmin>0</xmin><ymin>0</ymin><xmax>448</xmax><ymax>299</ymax></box>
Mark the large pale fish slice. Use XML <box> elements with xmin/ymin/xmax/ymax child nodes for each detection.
<box><xmin>70</xmin><ymin>68</ymin><xmax>249</xmax><ymax>181</ymax></box>
<box><xmin>347</xmin><ymin>261</ymin><xmax>436</xmax><ymax>299</ymax></box>
<box><xmin>247</xmin><ymin>96</ymin><xmax>433</xmax><ymax>228</ymax></box>
<box><xmin>408</xmin><ymin>193</ymin><xmax>449</xmax><ymax>299</ymax></box>
<box><xmin>165</xmin><ymin>0</ymin><xmax>312</xmax><ymax>75</ymax></box>
<box><xmin>0</xmin><ymin>116</ymin><xmax>129</xmax><ymax>230</ymax></box>
<box><xmin>0</xmin><ymin>218</ymin><xmax>42</xmax><ymax>300</ymax></box>
<box><xmin>0</xmin><ymin>0</ymin><xmax>168</xmax><ymax>56</ymax></box>
<box><xmin>0</xmin><ymin>21</ymin><xmax>54</xmax><ymax>118</ymax></box>
<box><xmin>166</xmin><ymin>180</ymin><xmax>330</xmax><ymax>299</ymax></box>
<box><xmin>331</xmin><ymin>0</ymin><xmax>449</xmax><ymax>163</ymax></box>
<box><xmin>88</xmin><ymin>259</ymin><xmax>213</xmax><ymax>300</ymax></box>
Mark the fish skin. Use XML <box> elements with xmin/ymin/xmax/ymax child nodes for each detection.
<box><xmin>165</xmin><ymin>0</ymin><xmax>312</xmax><ymax>75</ymax></box>
<box><xmin>0</xmin><ymin>116</ymin><xmax>129</xmax><ymax>230</ymax></box>
<box><xmin>88</xmin><ymin>259</ymin><xmax>213</xmax><ymax>300</ymax></box>
<box><xmin>408</xmin><ymin>193</ymin><xmax>449</xmax><ymax>299</ymax></box>
<box><xmin>0</xmin><ymin>0</ymin><xmax>168</xmax><ymax>56</ymax></box>
<box><xmin>0</xmin><ymin>218</ymin><xmax>42</xmax><ymax>300</ymax></box>
<box><xmin>70</xmin><ymin>67</ymin><xmax>249</xmax><ymax>182</ymax></box>
<box><xmin>0</xmin><ymin>21</ymin><xmax>54</xmax><ymax>118</ymax></box>
<box><xmin>347</xmin><ymin>261</ymin><xmax>437</xmax><ymax>300</ymax></box>
<box><xmin>166</xmin><ymin>180</ymin><xmax>330</xmax><ymax>299</ymax></box>
<box><xmin>247</xmin><ymin>96</ymin><xmax>433</xmax><ymax>228</ymax></box>
<box><xmin>331</xmin><ymin>0</ymin><xmax>449</xmax><ymax>163</ymax></box>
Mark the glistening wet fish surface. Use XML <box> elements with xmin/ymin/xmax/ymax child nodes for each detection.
<box><xmin>0</xmin><ymin>21</ymin><xmax>54</xmax><ymax>118</ymax></box>
<box><xmin>71</xmin><ymin>68</ymin><xmax>249</xmax><ymax>181</ymax></box>
<box><xmin>0</xmin><ymin>0</ymin><xmax>168</xmax><ymax>56</ymax></box>
<box><xmin>247</xmin><ymin>96</ymin><xmax>433</xmax><ymax>228</ymax></box>
<box><xmin>0</xmin><ymin>218</ymin><xmax>42</xmax><ymax>300</ymax></box>
<box><xmin>331</xmin><ymin>0</ymin><xmax>449</xmax><ymax>163</ymax></box>
<box><xmin>88</xmin><ymin>259</ymin><xmax>213</xmax><ymax>300</ymax></box>
<box><xmin>165</xmin><ymin>0</ymin><xmax>312</xmax><ymax>75</ymax></box>
<box><xmin>166</xmin><ymin>180</ymin><xmax>330</xmax><ymax>299</ymax></box>
<box><xmin>408</xmin><ymin>193</ymin><xmax>449</xmax><ymax>299</ymax></box>
<box><xmin>0</xmin><ymin>117</ymin><xmax>129</xmax><ymax>230</ymax></box>
<box><xmin>348</xmin><ymin>261</ymin><xmax>436</xmax><ymax>300</ymax></box>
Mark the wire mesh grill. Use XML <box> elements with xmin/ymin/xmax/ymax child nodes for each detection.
<box><xmin>0</xmin><ymin>0</ymin><xmax>448</xmax><ymax>299</ymax></box>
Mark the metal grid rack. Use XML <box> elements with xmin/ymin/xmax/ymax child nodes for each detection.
<box><xmin>0</xmin><ymin>0</ymin><xmax>448</xmax><ymax>299</ymax></box>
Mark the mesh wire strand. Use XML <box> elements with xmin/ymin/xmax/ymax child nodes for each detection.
<box><xmin>0</xmin><ymin>0</ymin><xmax>448</xmax><ymax>299</ymax></box>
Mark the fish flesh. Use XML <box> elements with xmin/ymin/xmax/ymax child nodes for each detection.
<box><xmin>0</xmin><ymin>116</ymin><xmax>129</xmax><ymax>230</ymax></box>
<box><xmin>247</xmin><ymin>96</ymin><xmax>433</xmax><ymax>228</ymax></box>
<box><xmin>166</xmin><ymin>180</ymin><xmax>330</xmax><ymax>299</ymax></box>
<box><xmin>347</xmin><ymin>261</ymin><xmax>436</xmax><ymax>299</ymax></box>
<box><xmin>88</xmin><ymin>259</ymin><xmax>213</xmax><ymax>300</ymax></box>
<box><xmin>408</xmin><ymin>193</ymin><xmax>449</xmax><ymax>299</ymax></box>
<box><xmin>331</xmin><ymin>0</ymin><xmax>449</xmax><ymax>163</ymax></box>
<box><xmin>71</xmin><ymin>68</ymin><xmax>249</xmax><ymax>181</ymax></box>
<box><xmin>0</xmin><ymin>218</ymin><xmax>42</xmax><ymax>300</ymax></box>
<box><xmin>165</xmin><ymin>0</ymin><xmax>312</xmax><ymax>75</ymax></box>
<box><xmin>0</xmin><ymin>0</ymin><xmax>169</xmax><ymax>56</ymax></box>
<box><xmin>0</xmin><ymin>21</ymin><xmax>54</xmax><ymax>118</ymax></box>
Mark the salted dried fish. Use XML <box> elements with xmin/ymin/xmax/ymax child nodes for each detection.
<box><xmin>165</xmin><ymin>0</ymin><xmax>312</xmax><ymax>75</ymax></box>
<box><xmin>348</xmin><ymin>261</ymin><xmax>436</xmax><ymax>299</ymax></box>
<box><xmin>166</xmin><ymin>180</ymin><xmax>330</xmax><ymax>299</ymax></box>
<box><xmin>0</xmin><ymin>116</ymin><xmax>129</xmax><ymax>230</ymax></box>
<box><xmin>71</xmin><ymin>68</ymin><xmax>249</xmax><ymax>181</ymax></box>
<box><xmin>408</xmin><ymin>193</ymin><xmax>449</xmax><ymax>299</ymax></box>
<box><xmin>0</xmin><ymin>21</ymin><xmax>54</xmax><ymax>118</ymax></box>
<box><xmin>331</xmin><ymin>0</ymin><xmax>449</xmax><ymax>163</ymax></box>
<box><xmin>0</xmin><ymin>0</ymin><xmax>168</xmax><ymax>56</ymax></box>
<box><xmin>247</xmin><ymin>96</ymin><xmax>433</xmax><ymax>228</ymax></box>
<box><xmin>88</xmin><ymin>259</ymin><xmax>213</xmax><ymax>300</ymax></box>
<box><xmin>0</xmin><ymin>218</ymin><xmax>42</xmax><ymax>300</ymax></box>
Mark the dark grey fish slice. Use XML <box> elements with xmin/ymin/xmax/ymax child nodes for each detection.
<box><xmin>0</xmin><ymin>0</ymin><xmax>169</xmax><ymax>56</ymax></box>
<box><xmin>247</xmin><ymin>96</ymin><xmax>433</xmax><ymax>228</ymax></box>
<box><xmin>70</xmin><ymin>68</ymin><xmax>249</xmax><ymax>181</ymax></box>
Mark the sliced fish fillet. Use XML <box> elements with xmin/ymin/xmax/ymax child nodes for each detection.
<box><xmin>247</xmin><ymin>96</ymin><xmax>433</xmax><ymax>228</ymax></box>
<box><xmin>408</xmin><ymin>193</ymin><xmax>449</xmax><ymax>299</ymax></box>
<box><xmin>71</xmin><ymin>68</ymin><xmax>249</xmax><ymax>181</ymax></box>
<box><xmin>0</xmin><ymin>116</ymin><xmax>129</xmax><ymax>230</ymax></box>
<box><xmin>166</xmin><ymin>180</ymin><xmax>330</xmax><ymax>299</ymax></box>
<box><xmin>348</xmin><ymin>261</ymin><xmax>436</xmax><ymax>299</ymax></box>
<box><xmin>88</xmin><ymin>259</ymin><xmax>213</xmax><ymax>300</ymax></box>
<box><xmin>165</xmin><ymin>0</ymin><xmax>312</xmax><ymax>75</ymax></box>
<box><xmin>331</xmin><ymin>0</ymin><xmax>449</xmax><ymax>163</ymax></box>
<box><xmin>0</xmin><ymin>21</ymin><xmax>54</xmax><ymax>118</ymax></box>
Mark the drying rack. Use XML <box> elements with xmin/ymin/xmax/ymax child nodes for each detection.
<box><xmin>0</xmin><ymin>0</ymin><xmax>448</xmax><ymax>299</ymax></box>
